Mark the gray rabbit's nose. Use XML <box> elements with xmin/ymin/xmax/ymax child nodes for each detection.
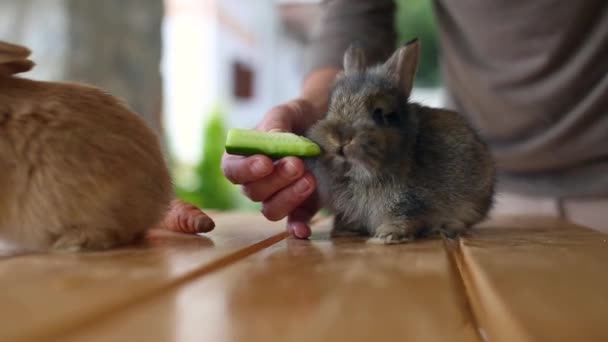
<box><xmin>337</xmin><ymin>145</ymin><xmax>345</xmax><ymax>156</ymax></box>
<box><xmin>337</xmin><ymin>139</ymin><xmax>353</xmax><ymax>157</ymax></box>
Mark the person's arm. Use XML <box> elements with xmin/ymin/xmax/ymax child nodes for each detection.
<box><xmin>297</xmin><ymin>0</ymin><xmax>399</xmax><ymax>122</ymax></box>
<box><xmin>283</xmin><ymin>67</ymin><xmax>342</xmax><ymax>133</ymax></box>
<box><xmin>305</xmin><ymin>0</ymin><xmax>398</xmax><ymax>79</ymax></box>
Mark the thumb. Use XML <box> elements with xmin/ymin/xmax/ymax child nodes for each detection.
<box><xmin>287</xmin><ymin>209</ymin><xmax>314</xmax><ymax>239</ymax></box>
<box><xmin>257</xmin><ymin>104</ymin><xmax>295</xmax><ymax>133</ymax></box>
<box><xmin>257</xmin><ymin>98</ymin><xmax>313</xmax><ymax>134</ymax></box>
<box><xmin>286</xmin><ymin>193</ymin><xmax>320</xmax><ymax>239</ymax></box>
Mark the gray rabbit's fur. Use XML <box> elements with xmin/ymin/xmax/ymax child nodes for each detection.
<box><xmin>305</xmin><ymin>39</ymin><xmax>495</xmax><ymax>243</ymax></box>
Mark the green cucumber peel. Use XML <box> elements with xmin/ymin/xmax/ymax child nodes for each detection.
<box><xmin>225</xmin><ymin>128</ymin><xmax>321</xmax><ymax>158</ymax></box>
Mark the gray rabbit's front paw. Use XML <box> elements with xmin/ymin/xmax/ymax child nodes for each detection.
<box><xmin>367</xmin><ymin>222</ymin><xmax>418</xmax><ymax>244</ymax></box>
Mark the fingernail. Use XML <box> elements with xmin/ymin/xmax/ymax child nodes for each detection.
<box><xmin>294</xmin><ymin>226</ymin><xmax>307</xmax><ymax>239</ymax></box>
<box><xmin>250</xmin><ymin>159</ymin><xmax>269</xmax><ymax>177</ymax></box>
<box><xmin>293</xmin><ymin>177</ymin><xmax>312</xmax><ymax>194</ymax></box>
<box><xmin>282</xmin><ymin>161</ymin><xmax>298</xmax><ymax>178</ymax></box>
<box><xmin>290</xmin><ymin>222</ymin><xmax>311</xmax><ymax>239</ymax></box>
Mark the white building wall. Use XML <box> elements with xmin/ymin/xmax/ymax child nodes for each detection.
<box><xmin>162</xmin><ymin>0</ymin><xmax>303</xmax><ymax>165</ymax></box>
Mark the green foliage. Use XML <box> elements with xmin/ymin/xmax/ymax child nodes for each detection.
<box><xmin>174</xmin><ymin>107</ymin><xmax>258</xmax><ymax>210</ymax></box>
<box><xmin>395</xmin><ymin>0</ymin><xmax>440</xmax><ymax>87</ymax></box>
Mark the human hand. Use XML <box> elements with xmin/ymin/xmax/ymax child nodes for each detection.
<box><xmin>221</xmin><ymin>98</ymin><xmax>322</xmax><ymax>239</ymax></box>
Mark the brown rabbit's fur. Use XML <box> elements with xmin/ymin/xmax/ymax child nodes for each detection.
<box><xmin>305</xmin><ymin>39</ymin><xmax>495</xmax><ymax>243</ymax></box>
<box><xmin>0</xmin><ymin>41</ymin><xmax>172</xmax><ymax>251</ymax></box>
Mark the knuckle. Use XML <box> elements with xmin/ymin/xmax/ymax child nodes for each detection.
<box><xmin>221</xmin><ymin>164</ymin><xmax>240</xmax><ymax>183</ymax></box>
<box><xmin>263</xmin><ymin>195</ymin><xmax>297</xmax><ymax>222</ymax></box>
<box><xmin>258</xmin><ymin>102</ymin><xmax>300</xmax><ymax>132</ymax></box>
<box><xmin>283</xmin><ymin>192</ymin><xmax>305</xmax><ymax>210</ymax></box>
<box><xmin>277</xmin><ymin>161</ymin><xmax>303</xmax><ymax>181</ymax></box>
<box><xmin>283</xmin><ymin>156</ymin><xmax>303</xmax><ymax>167</ymax></box>
<box><xmin>269</xmin><ymin>103</ymin><xmax>294</xmax><ymax>115</ymax></box>
<box><xmin>289</xmin><ymin>174</ymin><xmax>315</xmax><ymax>197</ymax></box>
<box><xmin>222</xmin><ymin>157</ymin><xmax>253</xmax><ymax>184</ymax></box>
<box><xmin>288</xmin><ymin>190</ymin><xmax>308</xmax><ymax>204</ymax></box>
<box><xmin>283</xmin><ymin>101</ymin><xmax>303</xmax><ymax>116</ymax></box>
<box><xmin>262</xmin><ymin>205</ymin><xmax>285</xmax><ymax>222</ymax></box>
<box><xmin>241</xmin><ymin>185</ymin><xmax>266</xmax><ymax>202</ymax></box>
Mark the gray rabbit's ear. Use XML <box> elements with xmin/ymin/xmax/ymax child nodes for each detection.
<box><xmin>343</xmin><ymin>42</ymin><xmax>367</xmax><ymax>75</ymax></box>
<box><xmin>383</xmin><ymin>38</ymin><xmax>420</xmax><ymax>97</ymax></box>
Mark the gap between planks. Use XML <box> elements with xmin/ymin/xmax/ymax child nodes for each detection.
<box><xmin>442</xmin><ymin>238</ymin><xmax>487</xmax><ymax>342</ymax></box>
<box><xmin>439</xmin><ymin>216</ymin><xmax>588</xmax><ymax>342</ymax></box>
<box><xmin>50</xmin><ymin>215</ymin><xmax>604</xmax><ymax>342</ymax></box>
<box><xmin>450</xmin><ymin>237</ymin><xmax>531</xmax><ymax>342</ymax></box>
<box><xmin>27</xmin><ymin>231</ymin><xmax>290</xmax><ymax>342</ymax></box>
<box><xmin>38</xmin><ymin>214</ymin><xmax>503</xmax><ymax>342</ymax></box>
<box><xmin>37</xmin><ymin>214</ymin><xmax>331</xmax><ymax>342</ymax></box>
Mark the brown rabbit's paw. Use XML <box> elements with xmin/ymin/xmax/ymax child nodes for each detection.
<box><xmin>51</xmin><ymin>237</ymin><xmax>85</xmax><ymax>253</ymax></box>
<box><xmin>367</xmin><ymin>223</ymin><xmax>417</xmax><ymax>245</ymax></box>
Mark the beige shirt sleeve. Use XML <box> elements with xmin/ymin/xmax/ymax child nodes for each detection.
<box><xmin>304</xmin><ymin>0</ymin><xmax>398</xmax><ymax>75</ymax></box>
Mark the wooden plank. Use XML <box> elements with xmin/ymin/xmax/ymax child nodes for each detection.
<box><xmin>61</xmin><ymin>220</ymin><xmax>481</xmax><ymax>342</ymax></box>
<box><xmin>0</xmin><ymin>212</ymin><xmax>288</xmax><ymax>342</ymax></box>
<box><xmin>456</xmin><ymin>215</ymin><xmax>608</xmax><ymax>342</ymax></box>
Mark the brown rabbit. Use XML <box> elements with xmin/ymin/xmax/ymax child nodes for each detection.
<box><xmin>0</xmin><ymin>40</ymin><xmax>173</xmax><ymax>251</ymax></box>
<box><xmin>305</xmin><ymin>39</ymin><xmax>496</xmax><ymax>244</ymax></box>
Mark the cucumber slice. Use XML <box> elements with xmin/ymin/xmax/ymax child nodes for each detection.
<box><xmin>225</xmin><ymin>128</ymin><xmax>321</xmax><ymax>158</ymax></box>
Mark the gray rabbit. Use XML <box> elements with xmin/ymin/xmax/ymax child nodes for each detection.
<box><xmin>305</xmin><ymin>39</ymin><xmax>496</xmax><ymax>244</ymax></box>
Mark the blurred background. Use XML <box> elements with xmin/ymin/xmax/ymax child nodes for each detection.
<box><xmin>0</xmin><ymin>0</ymin><xmax>442</xmax><ymax>211</ymax></box>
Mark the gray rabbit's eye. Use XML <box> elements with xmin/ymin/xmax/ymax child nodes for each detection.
<box><xmin>372</xmin><ymin>108</ymin><xmax>384</xmax><ymax>125</ymax></box>
<box><xmin>372</xmin><ymin>107</ymin><xmax>400</xmax><ymax>126</ymax></box>
<box><xmin>385</xmin><ymin>111</ymin><xmax>400</xmax><ymax>125</ymax></box>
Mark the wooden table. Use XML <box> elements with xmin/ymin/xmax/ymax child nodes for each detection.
<box><xmin>1</xmin><ymin>212</ymin><xmax>607</xmax><ymax>342</ymax></box>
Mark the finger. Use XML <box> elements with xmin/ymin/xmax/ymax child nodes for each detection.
<box><xmin>288</xmin><ymin>221</ymin><xmax>312</xmax><ymax>239</ymax></box>
<box><xmin>286</xmin><ymin>193</ymin><xmax>320</xmax><ymax>239</ymax></box>
<box><xmin>241</xmin><ymin>157</ymin><xmax>305</xmax><ymax>202</ymax></box>
<box><xmin>287</xmin><ymin>210</ymin><xmax>314</xmax><ymax>239</ymax></box>
<box><xmin>160</xmin><ymin>199</ymin><xmax>215</xmax><ymax>234</ymax></box>
<box><xmin>257</xmin><ymin>98</ymin><xmax>315</xmax><ymax>133</ymax></box>
<box><xmin>257</xmin><ymin>103</ymin><xmax>297</xmax><ymax>132</ymax></box>
<box><xmin>261</xmin><ymin>172</ymin><xmax>316</xmax><ymax>221</ymax></box>
<box><xmin>221</xmin><ymin>153</ymin><xmax>274</xmax><ymax>184</ymax></box>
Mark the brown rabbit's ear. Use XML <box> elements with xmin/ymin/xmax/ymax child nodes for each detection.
<box><xmin>383</xmin><ymin>38</ymin><xmax>420</xmax><ymax>97</ymax></box>
<box><xmin>0</xmin><ymin>41</ymin><xmax>35</xmax><ymax>75</ymax></box>
<box><xmin>343</xmin><ymin>41</ymin><xmax>367</xmax><ymax>75</ymax></box>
